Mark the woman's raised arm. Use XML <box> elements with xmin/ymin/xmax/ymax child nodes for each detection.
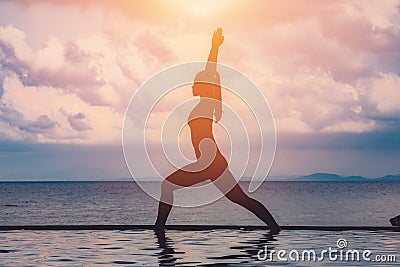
<box><xmin>205</xmin><ymin>28</ymin><xmax>224</xmax><ymax>73</ymax></box>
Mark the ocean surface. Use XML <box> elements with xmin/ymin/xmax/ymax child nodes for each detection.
<box><xmin>0</xmin><ymin>181</ymin><xmax>399</xmax><ymax>266</ymax></box>
<box><xmin>0</xmin><ymin>181</ymin><xmax>399</xmax><ymax>226</ymax></box>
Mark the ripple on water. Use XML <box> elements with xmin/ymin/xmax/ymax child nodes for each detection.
<box><xmin>0</xmin><ymin>230</ymin><xmax>398</xmax><ymax>266</ymax></box>
<box><xmin>0</xmin><ymin>249</ymin><xmax>17</xmax><ymax>253</ymax></box>
<box><xmin>112</xmin><ymin>260</ymin><xmax>137</xmax><ymax>264</ymax></box>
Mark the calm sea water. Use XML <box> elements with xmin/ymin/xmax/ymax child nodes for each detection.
<box><xmin>0</xmin><ymin>181</ymin><xmax>399</xmax><ymax>266</ymax></box>
<box><xmin>0</xmin><ymin>181</ymin><xmax>399</xmax><ymax>226</ymax></box>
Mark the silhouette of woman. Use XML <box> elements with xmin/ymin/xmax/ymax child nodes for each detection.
<box><xmin>155</xmin><ymin>28</ymin><xmax>281</xmax><ymax>234</ymax></box>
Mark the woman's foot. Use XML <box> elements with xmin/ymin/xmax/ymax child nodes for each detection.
<box><xmin>269</xmin><ymin>225</ymin><xmax>281</xmax><ymax>235</ymax></box>
<box><xmin>154</xmin><ymin>222</ymin><xmax>166</xmax><ymax>233</ymax></box>
<box><xmin>390</xmin><ymin>215</ymin><xmax>400</xmax><ymax>226</ymax></box>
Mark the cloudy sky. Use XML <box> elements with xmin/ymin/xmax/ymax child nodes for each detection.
<box><xmin>0</xmin><ymin>0</ymin><xmax>399</xmax><ymax>180</ymax></box>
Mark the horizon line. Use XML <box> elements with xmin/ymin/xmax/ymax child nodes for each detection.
<box><xmin>1</xmin><ymin>172</ymin><xmax>399</xmax><ymax>182</ymax></box>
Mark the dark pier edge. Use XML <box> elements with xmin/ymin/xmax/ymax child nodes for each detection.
<box><xmin>0</xmin><ymin>225</ymin><xmax>399</xmax><ymax>231</ymax></box>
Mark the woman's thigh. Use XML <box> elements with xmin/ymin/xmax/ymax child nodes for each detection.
<box><xmin>165</xmin><ymin>154</ymin><xmax>229</xmax><ymax>188</ymax></box>
<box><xmin>212</xmin><ymin>169</ymin><xmax>240</xmax><ymax>196</ymax></box>
<box><xmin>165</xmin><ymin>163</ymin><xmax>210</xmax><ymax>187</ymax></box>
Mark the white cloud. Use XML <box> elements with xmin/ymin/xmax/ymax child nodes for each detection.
<box><xmin>0</xmin><ymin>25</ymin><xmax>33</xmax><ymax>63</ymax></box>
<box><xmin>0</xmin><ymin>22</ymin><xmax>179</xmax><ymax>144</ymax></box>
<box><xmin>1</xmin><ymin>74</ymin><xmax>122</xmax><ymax>143</ymax></box>
<box><xmin>370</xmin><ymin>73</ymin><xmax>400</xmax><ymax>114</ymax></box>
<box><xmin>34</xmin><ymin>36</ymin><xmax>64</xmax><ymax>71</ymax></box>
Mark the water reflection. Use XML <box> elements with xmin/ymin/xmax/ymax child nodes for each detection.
<box><xmin>155</xmin><ymin>229</ymin><xmax>179</xmax><ymax>266</ymax></box>
<box><xmin>154</xmin><ymin>229</ymin><xmax>279</xmax><ymax>266</ymax></box>
<box><xmin>234</xmin><ymin>231</ymin><xmax>278</xmax><ymax>262</ymax></box>
<box><xmin>1</xmin><ymin>230</ymin><xmax>398</xmax><ymax>266</ymax></box>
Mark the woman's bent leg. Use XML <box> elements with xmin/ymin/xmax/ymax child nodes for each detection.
<box><xmin>155</xmin><ymin>164</ymin><xmax>211</xmax><ymax>228</ymax></box>
<box><xmin>155</xmin><ymin>180</ymin><xmax>175</xmax><ymax>228</ymax></box>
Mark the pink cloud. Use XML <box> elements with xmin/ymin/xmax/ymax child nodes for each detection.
<box><xmin>0</xmin><ymin>1</ymin><xmax>399</xmax><ymax>145</ymax></box>
<box><xmin>67</xmin><ymin>112</ymin><xmax>93</xmax><ymax>131</ymax></box>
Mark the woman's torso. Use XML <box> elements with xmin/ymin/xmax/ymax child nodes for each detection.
<box><xmin>187</xmin><ymin>100</ymin><xmax>228</xmax><ymax>175</ymax></box>
<box><xmin>188</xmin><ymin>101</ymin><xmax>215</xmax><ymax>159</ymax></box>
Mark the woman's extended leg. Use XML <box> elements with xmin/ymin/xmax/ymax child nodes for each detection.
<box><xmin>214</xmin><ymin>170</ymin><xmax>281</xmax><ymax>233</ymax></box>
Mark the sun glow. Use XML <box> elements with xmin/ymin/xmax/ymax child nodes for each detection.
<box><xmin>172</xmin><ymin>0</ymin><xmax>231</xmax><ymax>18</ymax></box>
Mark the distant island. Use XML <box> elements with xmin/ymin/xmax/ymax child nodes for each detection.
<box><xmin>266</xmin><ymin>173</ymin><xmax>400</xmax><ymax>182</ymax></box>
